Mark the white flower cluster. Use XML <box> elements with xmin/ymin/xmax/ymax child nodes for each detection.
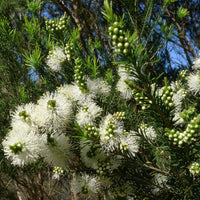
<box><xmin>187</xmin><ymin>57</ymin><xmax>200</xmax><ymax>94</ymax></box>
<box><xmin>46</xmin><ymin>47</ymin><xmax>66</xmax><ymax>72</ymax></box>
<box><xmin>71</xmin><ymin>174</ymin><xmax>101</xmax><ymax>199</ymax></box>
<box><xmin>187</xmin><ymin>72</ymin><xmax>200</xmax><ymax>94</ymax></box>
<box><xmin>3</xmin><ymin>128</ymin><xmax>42</xmax><ymax>166</ymax></box>
<box><xmin>86</xmin><ymin>77</ymin><xmax>111</xmax><ymax>97</ymax></box>
<box><xmin>33</xmin><ymin>92</ymin><xmax>72</xmax><ymax>129</ymax></box>
<box><xmin>80</xmin><ymin>140</ymin><xmax>122</xmax><ymax>176</ymax></box>
<box><xmin>116</xmin><ymin>66</ymin><xmax>136</xmax><ymax>100</ymax></box>
<box><xmin>140</xmin><ymin>123</ymin><xmax>157</xmax><ymax>141</ymax></box>
<box><xmin>3</xmin><ymin>77</ymin><xmax>122</xmax><ymax>169</ymax></box>
<box><xmin>152</xmin><ymin>173</ymin><xmax>169</xmax><ymax>195</ymax></box>
<box><xmin>99</xmin><ymin>114</ymin><xmax>139</xmax><ymax>155</ymax></box>
<box><xmin>172</xmin><ymin>88</ymin><xmax>187</xmax><ymax>111</ymax></box>
<box><xmin>10</xmin><ymin>46</ymin><xmax>200</xmax><ymax>200</ymax></box>
<box><xmin>192</xmin><ymin>57</ymin><xmax>200</xmax><ymax>70</ymax></box>
<box><xmin>3</xmin><ymin>69</ymin><xmax>144</xmax><ymax>200</ymax></box>
<box><xmin>189</xmin><ymin>162</ymin><xmax>200</xmax><ymax>176</ymax></box>
<box><xmin>3</xmin><ymin>91</ymin><xmax>73</xmax><ymax>167</ymax></box>
<box><xmin>76</xmin><ymin>98</ymin><xmax>102</xmax><ymax>126</ymax></box>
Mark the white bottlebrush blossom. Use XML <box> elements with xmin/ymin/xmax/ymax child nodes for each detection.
<box><xmin>119</xmin><ymin>132</ymin><xmax>139</xmax><ymax>156</ymax></box>
<box><xmin>192</xmin><ymin>57</ymin><xmax>200</xmax><ymax>70</ymax></box>
<box><xmin>46</xmin><ymin>47</ymin><xmax>66</xmax><ymax>72</ymax></box>
<box><xmin>10</xmin><ymin>114</ymin><xmax>33</xmax><ymax>136</ymax></box>
<box><xmin>99</xmin><ymin>114</ymin><xmax>124</xmax><ymax>152</ymax></box>
<box><xmin>118</xmin><ymin>66</ymin><xmax>138</xmax><ymax>80</ymax></box>
<box><xmin>57</xmin><ymin>83</ymin><xmax>91</xmax><ymax>104</ymax></box>
<box><xmin>76</xmin><ymin>99</ymin><xmax>102</xmax><ymax>126</ymax></box>
<box><xmin>2</xmin><ymin>127</ymin><xmax>42</xmax><ymax>166</ymax></box>
<box><xmin>173</xmin><ymin>112</ymin><xmax>185</xmax><ymax>126</ymax></box>
<box><xmin>71</xmin><ymin>174</ymin><xmax>101</xmax><ymax>199</ymax></box>
<box><xmin>172</xmin><ymin>88</ymin><xmax>187</xmax><ymax>111</ymax></box>
<box><xmin>117</xmin><ymin>78</ymin><xmax>132</xmax><ymax>100</ymax></box>
<box><xmin>116</xmin><ymin>67</ymin><xmax>135</xmax><ymax>100</ymax></box>
<box><xmin>187</xmin><ymin>72</ymin><xmax>200</xmax><ymax>94</ymax></box>
<box><xmin>170</xmin><ymin>81</ymin><xmax>180</xmax><ymax>92</ymax></box>
<box><xmin>189</xmin><ymin>162</ymin><xmax>200</xmax><ymax>176</ymax></box>
<box><xmin>10</xmin><ymin>103</ymin><xmax>36</xmax><ymax>128</ymax></box>
<box><xmin>32</xmin><ymin>92</ymin><xmax>72</xmax><ymax>129</ymax></box>
<box><xmin>86</xmin><ymin>77</ymin><xmax>111</xmax><ymax>97</ymax></box>
<box><xmin>156</xmin><ymin>87</ymin><xmax>163</xmax><ymax>98</ymax></box>
<box><xmin>80</xmin><ymin>140</ymin><xmax>104</xmax><ymax>169</ymax></box>
<box><xmin>80</xmin><ymin>140</ymin><xmax>121</xmax><ymax>173</ymax></box>
<box><xmin>141</xmin><ymin>125</ymin><xmax>157</xmax><ymax>141</ymax></box>
<box><xmin>95</xmin><ymin>155</ymin><xmax>122</xmax><ymax>174</ymax></box>
<box><xmin>151</xmin><ymin>173</ymin><xmax>169</xmax><ymax>195</ymax></box>
<box><xmin>40</xmin><ymin>133</ymin><xmax>72</xmax><ymax>168</ymax></box>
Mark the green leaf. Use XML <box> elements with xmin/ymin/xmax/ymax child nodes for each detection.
<box><xmin>124</xmin><ymin>79</ymin><xmax>135</xmax><ymax>90</ymax></box>
<box><xmin>23</xmin><ymin>43</ymin><xmax>43</xmax><ymax>69</ymax></box>
<box><xmin>74</xmin><ymin>122</ymin><xmax>84</xmax><ymax>136</ymax></box>
<box><xmin>177</xmin><ymin>7</ymin><xmax>189</xmax><ymax>19</ymax></box>
<box><xmin>105</xmin><ymin>68</ymin><xmax>113</xmax><ymax>85</ymax></box>
<box><xmin>27</xmin><ymin>0</ymin><xmax>42</xmax><ymax>14</ymax></box>
<box><xmin>102</xmin><ymin>0</ymin><xmax>116</xmax><ymax>23</ymax></box>
<box><xmin>24</xmin><ymin>14</ymin><xmax>40</xmax><ymax>39</ymax></box>
<box><xmin>164</xmin><ymin>0</ymin><xmax>177</xmax><ymax>5</ymax></box>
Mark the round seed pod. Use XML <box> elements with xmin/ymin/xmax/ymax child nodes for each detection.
<box><xmin>113</xmin><ymin>27</ymin><xmax>119</xmax><ymax>34</ymax></box>
<box><xmin>119</xmin><ymin>29</ymin><xmax>123</xmax><ymax>34</ymax></box>
<box><xmin>113</xmin><ymin>21</ymin><xmax>119</xmax><ymax>27</ymax></box>
<box><xmin>112</xmin><ymin>35</ymin><xmax>117</xmax><ymax>40</ymax></box>
<box><xmin>124</xmin><ymin>37</ymin><xmax>128</xmax><ymax>41</ymax></box>
<box><xmin>123</xmin><ymin>49</ymin><xmax>128</xmax><ymax>54</ymax></box>
<box><xmin>117</xmin><ymin>43</ymin><xmax>123</xmax><ymax>48</ymax></box>
<box><xmin>118</xmin><ymin>36</ymin><xmax>124</xmax><ymax>42</ymax></box>
<box><xmin>108</xmin><ymin>26</ymin><xmax>112</xmax><ymax>31</ymax></box>
<box><xmin>124</xmin><ymin>42</ymin><xmax>129</xmax><ymax>48</ymax></box>
<box><xmin>112</xmin><ymin>41</ymin><xmax>116</xmax><ymax>46</ymax></box>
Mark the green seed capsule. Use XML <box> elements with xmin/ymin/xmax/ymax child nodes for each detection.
<box><xmin>119</xmin><ymin>29</ymin><xmax>123</xmax><ymax>34</ymax></box>
<box><xmin>115</xmin><ymin>48</ymin><xmax>121</xmax><ymax>53</ymax></box>
<box><xmin>112</xmin><ymin>35</ymin><xmax>117</xmax><ymax>40</ymax></box>
<box><xmin>123</xmin><ymin>49</ymin><xmax>128</xmax><ymax>54</ymax></box>
<box><xmin>117</xmin><ymin>43</ymin><xmax>123</xmax><ymax>48</ymax></box>
<box><xmin>118</xmin><ymin>36</ymin><xmax>124</xmax><ymax>42</ymax></box>
<box><xmin>113</xmin><ymin>28</ymin><xmax>119</xmax><ymax>34</ymax></box>
<box><xmin>113</xmin><ymin>22</ymin><xmax>119</xmax><ymax>27</ymax></box>
<box><xmin>108</xmin><ymin>26</ymin><xmax>113</xmax><ymax>32</ymax></box>
<box><xmin>124</xmin><ymin>42</ymin><xmax>129</xmax><ymax>48</ymax></box>
<box><xmin>112</xmin><ymin>41</ymin><xmax>116</xmax><ymax>46</ymax></box>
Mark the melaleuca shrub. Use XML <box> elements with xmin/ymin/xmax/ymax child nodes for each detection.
<box><xmin>2</xmin><ymin>1</ymin><xmax>200</xmax><ymax>200</ymax></box>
